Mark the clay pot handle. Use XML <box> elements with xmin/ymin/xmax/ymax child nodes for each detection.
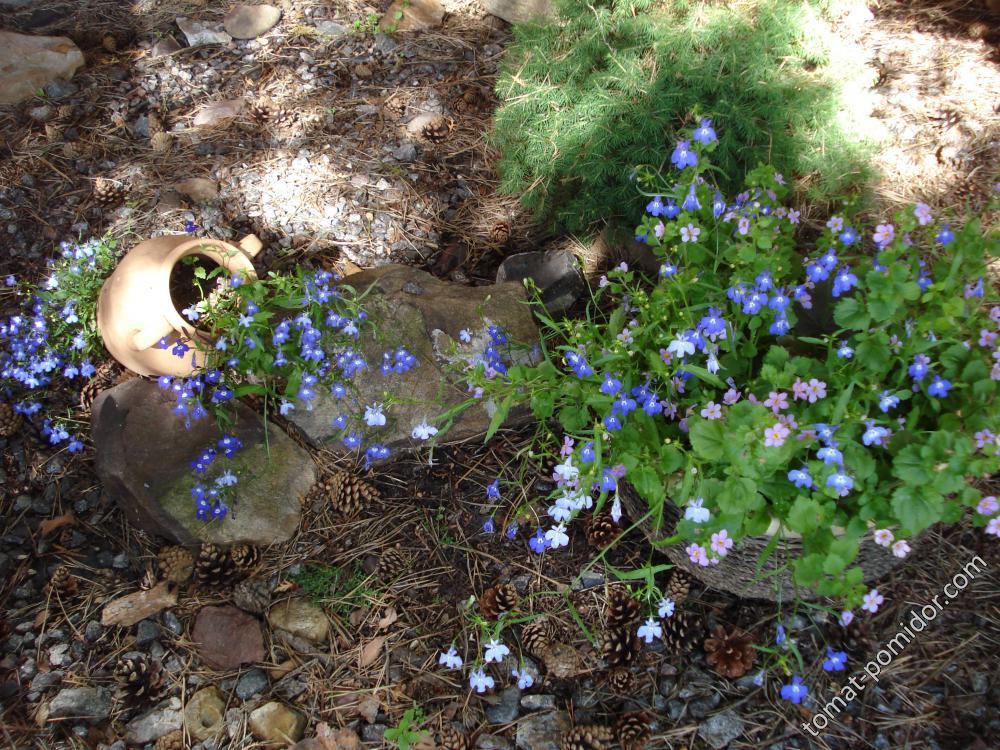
<box><xmin>237</xmin><ymin>234</ymin><xmax>263</xmax><ymax>258</ymax></box>
<box><xmin>129</xmin><ymin>319</ymin><xmax>174</xmax><ymax>352</ymax></box>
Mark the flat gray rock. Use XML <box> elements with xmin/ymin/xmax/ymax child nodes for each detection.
<box><xmin>48</xmin><ymin>687</ymin><xmax>112</xmax><ymax>721</ymax></box>
<box><xmin>176</xmin><ymin>17</ymin><xmax>232</xmax><ymax>47</ymax></box>
<box><xmin>699</xmin><ymin>708</ymin><xmax>745</xmax><ymax>749</ymax></box>
<box><xmin>483</xmin><ymin>0</ymin><xmax>556</xmax><ymax>24</ymax></box>
<box><xmin>125</xmin><ymin>698</ymin><xmax>183</xmax><ymax>745</ymax></box>
<box><xmin>0</xmin><ymin>31</ymin><xmax>84</xmax><ymax>105</ymax></box>
<box><xmin>224</xmin><ymin>5</ymin><xmax>282</xmax><ymax>39</ymax></box>
<box><xmin>496</xmin><ymin>248</ymin><xmax>583</xmax><ymax>314</ymax></box>
<box><xmin>515</xmin><ymin>710</ymin><xmax>570</xmax><ymax>750</ymax></box>
<box><xmin>92</xmin><ymin>378</ymin><xmax>313</xmax><ymax>546</ymax></box>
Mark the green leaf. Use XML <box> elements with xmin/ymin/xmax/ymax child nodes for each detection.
<box><xmin>718</xmin><ymin>476</ymin><xmax>764</xmax><ymax>514</ymax></box>
<box><xmin>485</xmin><ymin>393</ymin><xmax>513</xmax><ymax>442</ymax></box>
<box><xmin>855</xmin><ymin>334</ymin><xmax>891</xmax><ymax>374</ymax></box>
<box><xmin>631</xmin><ymin>465</ymin><xmax>665</xmax><ymax>509</ymax></box>
<box><xmin>682</xmin><ymin>363</ymin><xmax>726</xmax><ymax>389</ymax></box>
<box><xmin>689</xmin><ymin>418</ymin><xmax>725</xmax><ymax>461</ymax></box>
<box><xmin>891</xmin><ymin>444</ymin><xmax>931</xmax><ymax>484</ymax></box>
<box><xmin>787</xmin><ymin>496</ymin><xmax>823</xmax><ymax>534</ymax></box>
<box><xmin>891</xmin><ymin>485</ymin><xmax>943</xmax><ymax>533</ymax></box>
<box><xmin>660</xmin><ymin>445</ymin><xmax>684</xmax><ymax>475</ymax></box>
<box><xmin>833</xmin><ymin>298</ymin><xmax>870</xmax><ymax>330</ymax></box>
<box><xmin>869</xmin><ymin>295</ymin><xmax>898</xmax><ymax>322</ymax></box>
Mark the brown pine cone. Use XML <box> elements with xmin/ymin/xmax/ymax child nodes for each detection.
<box><xmin>150</xmin><ymin>131</ymin><xmax>172</xmax><ymax>154</ymax></box>
<box><xmin>79</xmin><ymin>361</ymin><xmax>121</xmax><ymax>413</ymax></box>
<box><xmin>328</xmin><ymin>470</ymin><xmax>378</xmax><ymax>517</ymax></box>
<box><xmin>601</xmin><ymin>624</ymin><xmax>639</xmax><ymax>667</ymax></box>
<box><xmin>488</xmin><ymin>220</ymin><xmax>512</xmax><ymax>246</ymax></box>
<box><xmin>420</xmin><ymin>114</ymin><xmax>453</xmax><ymax>143</ymax></box>
<box><xmin>606</xmin><ymin>665</ymin><xmax>634</xmax><ymax>694</ymax></box>
<box><xmin>195</xmin><ymin>543</ymin><xmax>235</xmax><ymax>586</ymax></box>
<box><xmin>521</xmin><ymin>618</ymin><xmax>555</xmax><ymax>659</ymax></box>
<box><xmin>0</xmin><ymin>402</ymin><xmax>21</xmax><ymax>437</ymax></box>
<box><xmin>586</xmin><ymin>509</ymin><xmax>619</xmax><ymax>549</ymax></box>
<box><xmin>93</xmin><ymin>177</ymin><xmax>127</xmax><ymax>207</ymax></box>
<box><xmin>606</xmin><ymin>585</ymin><xmax>640</xmax><ymax>627</ymax></box>
<box><xmin>230</xmin><ymin>544</ymin><xmax>260</xmax><ymax>572</ymax></box>
<box><xmin>704</xmin><ymin>624</ymin><xmax>756</xmax><ymax>679</ymax></box>
<box><xmin>375</xmin><ymin>545</ymin><xmax>409</xmax><ymax>581</ymax></box>
<box><xmin>157</xmin><ymin>545</ymin><xmax>194</xmax><ymax>584</ymax></box>
<box><xmin>662</xmin><ymin>611</ymin><xmax>703</xmax><ymax>654</ymax></box>
<box><xmin>561</xmin><ymin>724</ymin><xmax>614</xmax><ymax>750</ymax></box>
<box><xmin>663</xmin><ymin>569</ymin><xmax>691</xmax><ymax>606</ymax></box>
<box><xmin>248</xmin><ymin>101</ymin><xmax>292</xmax><ymax>126</ymax></box>
<box><xmin>616</xmin><ymin>711</ymin><xmax>652</xmax><ymax>750</ymax></box>
<box><xmin>155</xmin><ymin>730</ymin><xmax>184</xmax><ymax>750</ymax></box>
<box><xmin>47</xmin><ymin>565</ymin><xmax>78</xmax><ymax>597</ymax></box>
<box><xmin>438</xmin><ymin>723</ymin><xmax>469</xmax><ymax>750</ymax></box>
<box><xmin>115</xmin><ymin>653</ymin><xmax>161</xmax><ymax>699</ymax></box>
<box><xmin>479</xmin><ymin>583</ymin><xmax>518</xmax><ymax>620</ymax></box>
<box><xmin>232</xmin><ymin>577</ymin><xmax>272</xmax><ymax>615</ymax></box>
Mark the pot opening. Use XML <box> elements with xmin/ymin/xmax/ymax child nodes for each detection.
<box><xmin>169</xmin><ymin>253</ymin><xmax>222</xmax><ymax>321</ymax></box>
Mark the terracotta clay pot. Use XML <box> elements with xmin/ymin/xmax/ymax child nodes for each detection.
<box><xmin>97</xmin><ymin>234</ymin><xmax>262</xmax><ymax>377</ymax></box>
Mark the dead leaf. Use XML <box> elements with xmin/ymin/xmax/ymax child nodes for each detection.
<box><xmin>360</xmin><ymin>635</ymin><xmax>387</xmax><ymax>668</ymax></box>
<box><xmin>348</xmin><ymin>607</ymin><xmax>368</xmax><ymax>628</ymax></box>
<box><xmin>39</xmin><ymin>511</ymin><xmax>75</xmax><ymax>536</ymax></box>
<box><xmin>376</xmin><ymin>606</ymin><xmax>398</xmax><ymax>631</ymax></box>
<box><xmin>357</xmin><ymin>695</ymin><xmax>379</xmax><ymax>724</ymax></box>
<box><xmin>101</xmin><ymin>581</ymin><xmax>178</xmax><ymax>627</ymax></box>
<box><xmin>273</xmin><ymin>580</ymin><xmax>299</xmax><ymax>595</ymax></box>
<box><xmin>315</xmin><ymin>723</ymin><xmax>363</xmax><ymax>750</ymax></box>
<box><xmin>541</xmin><ymin>642</ymin><xmax>585</xmax><ymax>679</ymax></box>
<box><xmin>267</xmin><ymin>658</ymin><xmax>299</xmax><ymax>681</ymax></box>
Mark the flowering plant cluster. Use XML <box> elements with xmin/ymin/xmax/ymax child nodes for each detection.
<box><xmin>470</xmin><ymin>118</ymin><xmax>1000</xmax><ymax>605</ymax></box>
<box><xmin>0</xmin><ymin>236</ymin><xmax>122</xmax><ymax>449</ymax></box>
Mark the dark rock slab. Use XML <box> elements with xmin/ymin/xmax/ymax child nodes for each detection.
<box><xmin>191</xmin><ymin>605</ymin><xmax>264</xmax><ymax>671</ymax></box>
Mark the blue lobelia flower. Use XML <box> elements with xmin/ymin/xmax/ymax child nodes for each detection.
<box><xmin>823</xmin><ymin>648</ymin><xmax>847</xmax><ymax>672</ymax></box>
<box><xmin>831</xmin><ymin>266</ymin><xmax>858</xmax><ymax>297</ymax></box>
<box><xmin>788</xmin><ymin>467</ymin><xmax>812</xmax><ymax>488</ymax></box>
<box><xmin>693</xmin><ymin>118</ymin><xmax>717</xmax><ymax>145</ymax></box>
<box><xmin>928</xmin><ymin>375</ymin><xmax>952</xmax><ymax>398</ymax></box>
<box><xmin>646</xmin><ymin>195</ymin><xmax>666</xmax><ymax>216</ymax></box>
<box><xmin>682</xmin><ymin>183</ymin><xmax>701</xmax><ymax>212</ymax></box>
<box><xmin>780</xmin><ymin>675</ymin><xmax>809</xmax><ymax>704</ymax></box>
<box><xmin>670</xmin><ymin>140</ymin><xmax>698</xmax><ymax>170</ymax></box>
<box><xmin>838</xmin><ymin>227</ymin><xmax>858</xmax><ymax>246</ymax></box>
<box><xmin>908</xmin><ymin>354</ymin><xmax>930</xmax><ymax>381</ymax></box>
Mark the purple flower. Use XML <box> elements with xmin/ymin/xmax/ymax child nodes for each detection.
<box><xmin>483</xmin><ymin>517</ymin><xmax>495</xmax><ymax>534</ymax></box>
<box><xmin>529</xmin><ymin>528</ymin><xmax>550</xmax><ymax>554</ymax></box>
<box><xmin>928</xmin><ymin>375</ymin><xmax>952</xmax><ymax>398</ymax></box>
<box><xmin>780</xmin><ymin>675</ymin><xmax>809</xmax><ymax>704</ymax></box>
<box><xmin>670</xmin><ymin>140</ymin><xmax>698</xmax><ymax>170</ymax></box>
<box><xmin>486</xmin><ymin>479</ymin><xmax>501</xmax><ymax>499</ymax></box>
<box><xmin>831</xmin><ymin>266</ymin><xmax>858</xmax><ymax>297</ymax></box>
<box><xmin>935</xmin><ymin>224</ymin><xmax>954</xmax><ymax>245</ymax></box>
<box><xmin>908</xmin><ymin>354</ymin><xmax>930</xmax><ymax>381</ymax></box>
<box><xmin>823</xmin><ymin>648</ymin><xmax>847</xmax><ymax>672</ymax></box>
<box><xmin>788</xmin><ymin>467</ymin><xmax>812</xmax><ymax>488</ymax></box>
<box><xmin>693</xmin><ymin>118</ymin><xmax>716</xmax><ymax>145</ymax></box>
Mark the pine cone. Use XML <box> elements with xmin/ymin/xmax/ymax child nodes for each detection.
<box><xmin>420</xmin><ymin>115</ymin><xmax>453</xmax><ymax>143</ymax></box>
<box><xmin>606</xmin><ymin>665</ymin><xmax>634</xmax><ymax>694</ymax></box>
<box><xmin>375</xmin><ymin>546</ymin><xmax>408</xmax><ymax>581</ymax></box>
<box><xmin>248</xmin><ymin>101</ymin><xmax>292</xmax><ymax>126</ymax></box>
<box><xmin>44</xmin><ymin>122</ymin><xmax>64</xmax><ymax>142</ymax></box>
<box><xmin>93</xmin><ymin>178</ymin><xmax>127</xmax><ymax>207</ymax></box>
<box><xmin>150</xmin><ymin>131</ymin><xmax>172</xmax><ymax>154</ymax></box>
<box><xmin>602</xmin><ymin>625</ymin><xmax>639</xmax><ymax>667</ymax></box>
<box><xmin>521</xmin><ymin>618</ymin><xmax>554</xmax><ymax>659</ymax></box>
<box><xmin>157</xmin><ymin>545</ymin><xmax>194</xmax><ymax>584</ymax></box>
<box><xmin>155</xmin><ymin>731</ymin><xmax>184</xmax><ymax>750</ymax></box>
<box><xmin>79</xmin><ymin>361</ymin><xmax>121</xmax><ymax>413</ymax></box>
<box><xmin>704</xmin><ymin>624</ymin><xmax>756</xmax><ymax>679</ymax></box>
<box><xmin>616</xmin><ymin>712</ymin><xmax>652</xmax><ymax>750</ymax></box>
<box><xmin>328</xmin><ymin>471</ymin><xmax>379</xmax><ymax>517</ymax></box>
<box><xmin>195</xmin><ymin>543</ymin><xmax>235</xmax><ymax>586</ymax></box>
<box><xmin>663</xmin><ymin>569</ymin><xmax>691</xmax><ymax>606</ymax></box>
<box><xmin>0</xmin><ymin>402</ymin><xmax>21</xmax><ymax>437</ymax></box>
<box><xmin>115</xmin><ymin>653</ymin><xmax>160</xmax><ymax>699</ymax></box>
<box><xmin>561</xmin><ymin>724</ymin><xmax>614</xmax><ymax>750</ymax></box>
<box><xmin>230</xmin><ymin>544</ymin><xmax>261</xmax><ymax>572</ymax></box>
<box><xmin>438</xmin><ymin>724</ymin><xmax>469</xmax><ymax>750</ymax></box>
<box><xmin>101</xmin><ymin>34</ymin><xmax>118</xmax><ymax>53</ymax></box>
<box><xmin>606</xmin><ymin>585</ymin><xmax>640</xmax><ymax>627</ymax></box>
<box><xmin>662</xmin><ymin>611</ymin><xmax>702</xmax><ymax>654</ymax></box>
<box><xmin>479</xmin><ymin>583</ymin><xmax>518</xmax><ymax>620</ymax></box>
<box><xmin>147</xmin><ymin>110</ymin><xmax>166</xmax><ymax>137</ymax></box>
<box><xmin>586</xmin><ymin>510</ymin><xmax>619</xmax><ymax>549</ymax></box>
<box><xmin>488</xmin><ymin>220</ymin><xmax>511</xmax><ymax>245</ymax></box>
<box><xmin>232</xmin><ymin>577</ymin><xmax>272</xmax><ymax>615</ymax></box>
<box><xmin>47</xmin><ymin>565</ymin><xmax>78</xmax><ymax>597</ymax></box>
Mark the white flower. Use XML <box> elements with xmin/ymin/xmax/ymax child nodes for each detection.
<box><xmin>658</xmin><ymin>598</ymin><xmax>675</xmax><ymax>619</ymax></box>
<box><xmin>459</xmin><ymin>328</ymin><xmax>472</xmax><ymax>343</ymax></box>
<box><xmin>707</xmin><ymin>353</ymin><xmax>720</xmax><ymax>374</ymax></box>
<box><xmin>545</xmin><ymin>523</ymin><xmax>570</xmax><ymax>549</ymax></box>
<box><xmin>364</xmin><ymin>403</ymin><xmax>386</xmax><ymax>427</ymax></box>
<box><xmin>469</xmin><ymin>668</ymin><xmax>494</xmax><ymax>693</ymax></box>
<box><xmin>438</xmin><ymin>646</ymin><xmax>463</xmax><ymax>669</ymax></box>
<box><xmin>279</xmin><ymin>400</ymin><xmax>295</xmax><ymax>416</ymax></box>
<box><xmin>215</xmin><ymin>470</ymin><xmax>238</xmax><ymax>488</ymax></box>
<box><xmin>610</xmin><ymin>494</ymin><xmax>622</xmax><ymax>524</ymax></box>
<box><xmin>548</xmin><ymin>504</ymin><xmax>572</xmax><ymax>523</ymax></box>
<box><xmin>873</xmin><ymin>529</ymin><xmax>894</xmax><ymax>547</ymax></box>
<box><xmin>411</xmin><ymin>420</ymin><xmax>438</xmax><ymax>440</ymax></box>
<box><xmin>892</xmin><ymin>539</ymin><xmax>911</xmax><ymax>558</ymax></box>
<box><xmin>667</xmin><ymin>335</ymin><xmax>695</xmax><ymax>358</ymax></box>
<box><xmin>637</xmin><ymin>617</ymin><xmax>662</xmax><ymax>644</ymax></box>
<box><xmin>559</xmin><ymin>488</ymin><xmax>591</xmax><ymax>511</ymax></box>
<box><xmin>862</xmin><ymin>588</ymin><xmax>884</xmax><ymax>614</ymax></box>
<box><xmin>684</xmin><ymin>497</ymin><xmax>710</xmax><ymax>524</ymax></box>
<box><xmin>553</xmin><ymin>457</ymin><xmax>579</xmax><ymax>483</ymax></box>
<box><xmin>483</xmin><ymin>639</ymin><xmax>510</xmax><ymax>663</ymax></box>
<box><xmin>512</xmin><ymin>667</ymin><xmax>534</xmax><ymax>690</ymax></box>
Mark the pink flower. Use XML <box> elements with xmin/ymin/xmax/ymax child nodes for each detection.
<box><xmin>862</xmin><ymin>588</ymin><xmax>884</xmax><ymax>614</ymax></box>
<box><xmin>764</xmin><ymin>391</ymin><xmax>789</xmax><ymax>413</ymax></box>
<box><xmin>686</xmin><ymin>542</ymin><xmax>710</xmax><ymax>566</ymax></box>
<box><xmin>680</xmin><ymin>223</ymin><xmax>701</xmax><ymax>243</ymax></box>
<box><xmin>805</xmin><ymin>378</ymin><xmax>827</xmax><ymax>403</ymax></box>
<box><xmin>710</xmin><ymin>529</ymin><xmax>733</xmax><ymax>557</ymax></box>
<box><xmin>792</xmin><ymin>378</ymin><xmax>809</xmax><ymax>401</ymax></box>
<box><xmin>723</xmin><ymin>388</ymin><xmax>741</xmax><ymax>405</ymax></box>
<box><xmin>839</xmin><ymin>610</ymin><xmax>854</xmax><ymax>627</ymax></box>
<box><xmin>979</xmin><ymin>329</ymin><xmax>997</xmax><ymax>348</ymax></box>
<box><xmin>987</xmin><ymin>517</ymin><xmax>1000</xmax><ymax>537</ymax></box>
<box><xmin>788</xmin><ymin>209</ymin><xmax>800</xmax><ymax>224</ymax></box>
<box><xmin>763</xmin><ymin>423</ymin><xmax>790</xmax><ymax>447</ymax></box>
<box><xmin>700</xmin><ymin>401</ymin><xmax>722</xmax><ymax>420</ymax></box>
<box><xmin>874</xmin><ymin>529</ymin><xmax>894</xmax><ymax>547</ymax></box>
<box><xmin>913</xmin><ymin>202</ymin><xmax>933</xmax><ymax>226</ymax></box>
<box><xmin>979</xmin><ymin>496</ymin><xmax>999</xmax><ymax>516</ymax></box>
<box><xmin>827</xmin><ymin>215</ymin><xmax>844</xmax><ymax>232</ymax></box>
<box><xmin>873</xmin><ymin>223</ymin><xmax>895</xmax><ymax>247</ymax></box>
<box><xmin>892</xmin><ymin>539</ymin><xmax>910</xmax><ymax>558</ymax></box>
<box><xmin>974</xmin><ymin>430</ymin><xmax>995</xmax><ymax>450</ymax></box>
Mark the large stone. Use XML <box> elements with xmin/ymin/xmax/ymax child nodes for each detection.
<box><xmin>191</xmin><ymin>605</ymin><xmax>265</xmax><ymax>671</ymax></box>
<box><xmin>483</xmin><ymin>0</ymin><xmax>556</xmax><ymax>24</ymax></box>
<box><xmin>380</xmin><ymin>0</ymin><xmax>444</xmax><ymax>31</ymax></box>
<box><xmin>176</xmin><ymin>18</ymin><xmax>232</xmax><ymax>47</ymax></box>
<box><xmin>287</xmin><ymin>266</ymin><xmax>539</xmax><ymax>453</ymax></box>
<box><xmin>0</xmin><ymin>31</ymin><xmax>84</xmax><ymax>105</ymax></box>
<box><xmin>224</xmin><ymin>5</ymin><xmax>282</xmax><ymax>39</ymax></box>
<box><xmin>267</xmin><ymin>598</ymin><xmax>330</xmax><ymax>643</ymax></box>
<box><xmin>192</xmin><ymin>99</ymin><xmax>244</xmax><ymax>128</ymax></box>
<box><xmin>495</xmin><ymin>248</ymin><xmax>584</xmax><ymax>314</ymax></box>
<box><xmin>183</xmin><ymin>686</ymin><xmax>226</xmax><ymax>742</ymax></box>
<box><xmin>92</xmin><ymin>378</ymin><xmax>313</xmax><ymax>546</ymax></box>
<box><xmin>125</xmin><ymin>698</ymin><xmax>183</xmax><ymax>745</ymax></box>
<box><xmin>699</xmin><ymin>709</ymin><xmax>745</xmax><ymax>749</ymax></box>
<box><xmin>249</xmin><ymin>702</ymin><xmax>306</xmax><ymax>745</ymax></box>
<box><xmin>515</xmin><ymin>711</ymin><xmax>570</xmax><ymax>750</ymax></box>
<box><xmin>48</xmin><ymin>687</ymin><xmax>112</xmax><ymax>721</ymax></box>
